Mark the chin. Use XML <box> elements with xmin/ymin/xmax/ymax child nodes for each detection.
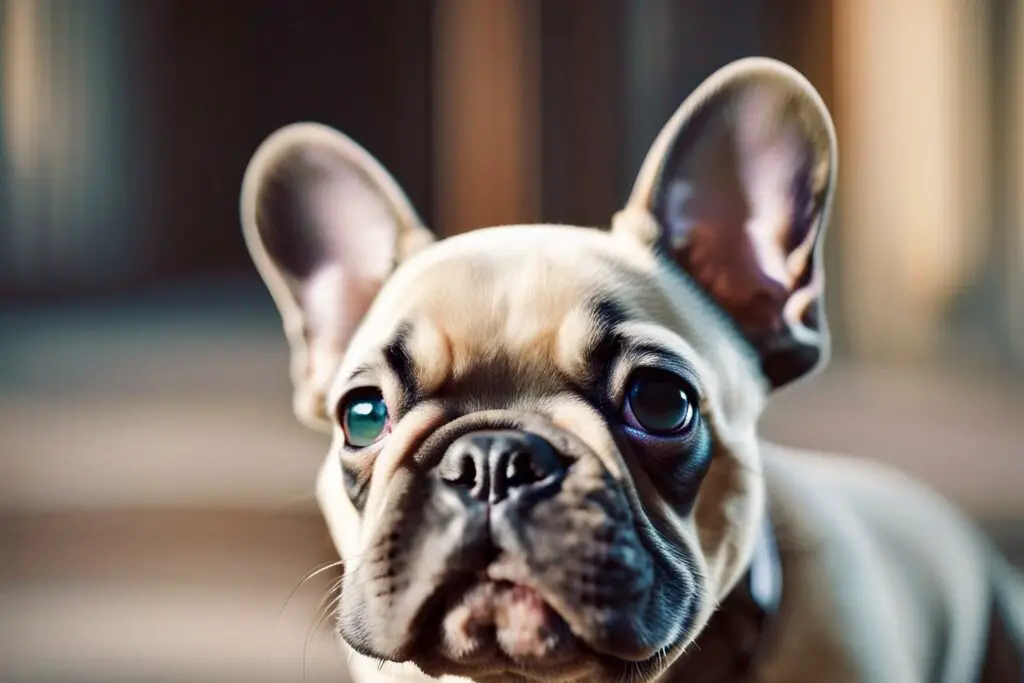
<box><xmin>341</xmin><ymin>572</ymin><xmax>693</xmax><ymax>683</ymax></box>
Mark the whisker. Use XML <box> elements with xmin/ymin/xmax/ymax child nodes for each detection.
<box><xmin>277</xmin><ymin>560</ymin><xmax>345</xmax><ymax>624</ymax></box>
<box><xmin>290</xmin><ymin>552</ymin><xmax>371</xmax><ymax>683</ymax></box>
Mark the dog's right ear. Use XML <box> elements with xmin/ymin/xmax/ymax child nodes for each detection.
<box><xmin>612</xmin><ymin>58</ymin><xmax>837</xmax><ymax>390</ymax></box>
<box><xmin>241</xmin><ymin>123</ymin><xmax>434</xmax><ymax>431</ymax></box>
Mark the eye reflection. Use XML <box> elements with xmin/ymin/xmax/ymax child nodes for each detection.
<box><xmin>340</xmin><ymin>388</ymin><xmax>390</xmax><ymax>447</ymax></box>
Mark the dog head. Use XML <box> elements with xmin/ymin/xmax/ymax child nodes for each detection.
<box><xmin>241</xmin><ymin>57</ymin><xmax>836</xmax><ymax>682</ymax></box>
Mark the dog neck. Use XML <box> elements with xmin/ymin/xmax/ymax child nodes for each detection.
<box><xmin>660</xmin><ymin>514</ymin><xmax>783</xmax><ymax>683</ymax></box>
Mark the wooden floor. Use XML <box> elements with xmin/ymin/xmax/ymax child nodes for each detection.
<box><xmin>0</xmin><ymin>510</ymin><xmax>350</xmax><ymax>683</ymax></box>
<box><xmin>1</xmin><ymin>279</ymin><xmax>1022</xmax><ymax>682</ymax></box>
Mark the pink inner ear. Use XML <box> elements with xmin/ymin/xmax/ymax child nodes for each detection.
<box><xmin>306</xmin><ymin>156</ymin><xmax>401</xmax><ymax>283</ymax></box>
<box><xmin>660</xmin><ymin>82</ymin><xmax>828</xmax><ymax>359</ymax></box>
<box><xmin>734</xmin><ymin>86</ymin><xmax>811</xmax><ymax>293</ymax></box>
<box><xmin>682</xmin><ymin>219</ymin><xmax>792</xmax><ymax>339</ymax></box>
<box><xmin>295</xmin><ymin>265</ymin><xmax>383</xmax><ymax>426</ymax></box>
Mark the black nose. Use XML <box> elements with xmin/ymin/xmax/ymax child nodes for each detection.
<box><xmin>436</xmin><ymin>430</ymin><xmax>564</xmax><ymax>504</ymax></box>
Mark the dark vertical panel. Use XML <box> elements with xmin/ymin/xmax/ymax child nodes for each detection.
<box><xmin>155</xmin><ymin>0</ymin><xmax>434</xmax><ymax>281</ymax></box>
<box><xmin>0</xmin><ymin>0</ymin><xmax>434</xmax><ymax>299</ymax></box>
<box><xmin>763</xmin><ymin>0</ymin><xmax>834</xmax><ymax>107</ymax></box>
<box><xmin>120</xmin><ymin>0</ymin><xmax>172</xmax><ymax>283</ymax></box>
<box><xmin>623</xmin><ymin>0</ymin><xmax>767</xmax><ymax>190</ymax></box>
<box><xmin>540</xmin><ymin>0</ymin><xmax>627</xmax><ymax>227</ymax></box>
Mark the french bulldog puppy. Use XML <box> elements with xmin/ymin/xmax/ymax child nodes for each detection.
<box><xmin>241</xmin><ymin>58</ymin><xmax>1024</xmax><ymax>683</ymax></box>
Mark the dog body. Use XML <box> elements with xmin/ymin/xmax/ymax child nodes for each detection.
<box><xmin>241</xmin><ymin>58</ymin><xmax>1024</xmax><ymax>682</ymax></box>
<box><xmin>757</xmin><ymin>446</ymin><xmax>1023</xmax><ymax>683</ymax></box>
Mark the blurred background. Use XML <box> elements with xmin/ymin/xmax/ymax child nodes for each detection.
<box><xmin>1</xmin><ymin>1</ymin><xmax>1022</xmax><ymax>681</ymax></box>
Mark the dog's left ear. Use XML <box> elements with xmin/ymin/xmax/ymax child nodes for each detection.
<box><xmin>613</xmin><ymin>58</ymin><xmax>838</xmax><ymax>389</ymax></box>
<box><xmin>241</xmin><ymin>123</ymin><xmax>435</xmax><ymax>430</ymax></box>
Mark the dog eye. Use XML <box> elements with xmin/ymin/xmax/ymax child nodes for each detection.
<box><xmin>622</xmin><ymin>369</ymin><xmax>696</xmax><ymax>436</ymax></box>
<box><xmin>339</xmin><ymin>388</ymin><xmax>390</xmax><ymax>448</ymax></box>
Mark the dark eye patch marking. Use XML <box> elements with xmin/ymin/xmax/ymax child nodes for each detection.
<box><xmin>382</xmin><ymin>321</ymin><xmax>420</xmax><ymax>418</ymax></box>
<box><xmin>577</xmin><ymin>298</ymin><xmax>629</xmax><ymax>401</ymax></box>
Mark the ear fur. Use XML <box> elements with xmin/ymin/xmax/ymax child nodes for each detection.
<box><xmin>241</xmin><ymin>123</ymin><xmax>434</xmax><ymax>430</ymax></box>
<box><xmin>613</xmin><ymin>57</ymin><xmax>838</xmax><ymax>388</ymax></box>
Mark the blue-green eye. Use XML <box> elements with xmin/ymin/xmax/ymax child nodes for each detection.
<box><xmin>339</xmin><ymin>389</ymin><xmax>390</xmax><ymax>448</ymax></box>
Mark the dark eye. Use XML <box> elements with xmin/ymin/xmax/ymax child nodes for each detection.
<box><xmin>339</xmin><ymin>388</ymin><xmax>390</xmax><ymax>448</ymax></box>
<box><xmin>622</xmin><ymin>369</ymin><xmax>696</xmax><ymax>436</ymax></box>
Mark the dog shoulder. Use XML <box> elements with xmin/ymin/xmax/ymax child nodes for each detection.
<box><xmin>760</xmin><ymin>444</ymin><xmax>1001</xmax><ymax>683</ymax></box>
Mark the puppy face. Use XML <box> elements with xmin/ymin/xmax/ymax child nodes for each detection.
<box><xmin>242</xmin><ymin>58</ymin><xmax>836</xmax><ymax>682</ymax></box>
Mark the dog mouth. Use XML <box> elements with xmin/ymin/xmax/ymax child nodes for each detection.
<box><xmin>441</xmin><ymin>580</ymin><xmax>576</xmax><ymax>661</ymax></box>
<box><xmin>413</xmin><ymin>568</ymin><xmax>598</xmax><ymax>679</ymax></box>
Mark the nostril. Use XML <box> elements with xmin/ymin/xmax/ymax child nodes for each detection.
<box><xmin>441</xmin><ymin>452</ymin><xmax>478</xmax><ymax>489</ymax></box>
<box><xmin>506</xmin><ymin>450</ymin><xmax>542</xmax><ymax>488</ymax></box>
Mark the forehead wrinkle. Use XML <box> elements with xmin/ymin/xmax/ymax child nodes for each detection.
<box><xmin>416</xmin><ymin>272</ymin><xmax>594</xmax><ymax>389</ymax></box>
<box><xmin>337</xmin><ymin>229</ymin><xmax>668</xmax><ymax>410</ymax></box>
<box><xmin>555</xmin><ymin>304</ymin><xmax>605</xmax><ymax>383</ymax></box>
<box><xmin>435</xmin><ymin>351</ymin><xmax>571</xmax><ymax>413</ymax></box>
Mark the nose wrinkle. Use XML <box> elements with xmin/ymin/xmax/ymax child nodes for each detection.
<box><xmin>548</xmin><ymin>398</ymin><xmax>625</xmax><ymax>479</ymax></box>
